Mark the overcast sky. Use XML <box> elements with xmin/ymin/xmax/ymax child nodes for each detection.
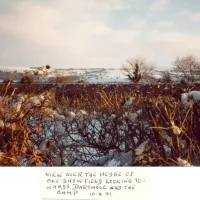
<box><xmin>0</xmin><ymin>0</ymin><xmax>200</xmax><ymax>69</ymax></box>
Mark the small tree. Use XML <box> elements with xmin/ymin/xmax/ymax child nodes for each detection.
<box><xmin>173</xmin><ymin>55</ymin><xmax>200</xmax><ymax>83</ymax></box>
<box><xmin>161</xmin><ymin>71</ymin><xmax>172</xmax><ymax>83</ymax></box>
<box><xmin>121</xmin><ymin>56</ymin><xmax>155</xmax><ymax>83</ymax></box>
<box><xmin>48</xmin><ymin>69</ymin><xmax>86</xmax><ymax>84</ymax></box>
<box><xmin>48</xmin><ymin>75</ymin><xmax>74</xmax><ymax>83</ymax></box>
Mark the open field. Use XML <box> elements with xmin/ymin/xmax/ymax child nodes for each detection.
<box><xmin>1</xmin><ymin>82</ymin><xmax>200</xmax><ymax>166</ymax></box>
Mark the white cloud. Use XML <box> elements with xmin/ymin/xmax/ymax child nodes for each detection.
<box><xmin>91</xmin><ymin>0</ymin><xmax>127</xmax><ymax>11</ymax></box>
<box><xmin>0</xmin><ymin>1</ymin><xmax>135</xmax><ymax>49</ymax></box>
<box><xmin>129</xmin><ymin>16</ymin><xmax>146</xmax><ymax>30</ymax></box>
<box><xmin>190</xmin><ymin>13</ymin><xmax>200</xmax><ymax>21</ymax></box>
<box><xmin>149</xmin><ymin>0</ymin><xmax>170</xmax><ymax>11</ymax></box>
<box><xmin>0</xmin><ymin>0</ymin><xmax>141</xmax><ymax>68</ymax></box>
<box><xmin>0</xmin><ymin>1</ymin><xmax>113</xmax><ymax>51</ymax></box>
<box><xmin>178</xmin><ymin>10</ymin><xmax>200</xmax><ymax>21</ymax></box>
<box><xmin>0</xmin><ymin>2</ymin><xmax>65</xmax><ymax>47</ymax></box>
<box><xmin>50</xmin><ymin>0</ymin><xmax>127</xmax><ymax>12</ymax></box>
<box><xmin>0</xmin><ymin>0</ymin><xmax>199</xmax><ymax>69</ymax></box>
<box><xmin>112</xmin><ymin>30</ymin><xmax>140</xmax><ymax>44</ymax></box>
<box><xmin>177</xmin><ymin>10</ymin><xmax>189</xmax><ymax>17</ymax></box>
<box><xmin>156</xmin><ymin>21</ymin><xmax>175</xmax><ymax>27</ymax></box>
<box><xmin>148</xmin><ymin>30</ymin><xmax>200</xmax><ymax>61</ymax></box>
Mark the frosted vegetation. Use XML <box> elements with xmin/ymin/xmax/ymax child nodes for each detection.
<box><xmin>1</xmin><ymin>62</ymin><xmax>200</xmax><ymax>166</ymax></box>
<box><xmin>1</xmin><ymin>82</ymin><xmax>200</xmax><ymax>166</ymax></box>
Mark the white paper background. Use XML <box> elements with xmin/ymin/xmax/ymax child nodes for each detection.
<box><xmin>41</xmin><ymin>167</ymin><xmax>150</xmax><ymax>200</ymax></box>
<box><xmin>0</xmin><ymin>167</ymin><xmax>199</xmax><ymax>200</ymax></box>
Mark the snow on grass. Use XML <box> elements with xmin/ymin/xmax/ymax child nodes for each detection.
<box><xmin>134</xmin><ymin>140</ymin><xmax>149</xmax><ymax>163</ymax></box>
<box><xmin>124</xmin><ymin>97</ymin><xmax>135</xmax><ymax>107</ymax></box>
<box><xmin>188</xmin><ymin>91</ymin><xmax>200</xmax><ymax>101</ymax></box>
<box><xmin>1</xmin><ymin>87</ymin><xmax>198</xmax><ymax>166</ymax></box>
<box><xmin>105</xmin><ymin>158</ymin><xmax>121</xmax><ymax>166</ymax></box>
<box><xmin>123</xmin><ymin>109</ymin><xmax>142</xmax><ymax>123</ymax></box>
<box><xmin>177</xmin><ymin>158</ymin><xmax>192</xmax><ymax>166</ymax></box>
<box><xmin>181</xmin><ymin>90</ymin><xmax>200</xmax><ymax>107</ymax></box>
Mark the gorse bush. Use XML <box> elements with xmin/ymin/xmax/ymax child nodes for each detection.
<box><xmin>0</xmin><ymin>91</ymin><xmax>55</xmax><ymax>165</ymax></box>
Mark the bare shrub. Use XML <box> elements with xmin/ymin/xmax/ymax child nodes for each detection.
<box><xmin>121</xmin><ymin>56</ymin><xmax>155</xmax><ymax>83</ymax></box>
<box><xmin>173</xmin><ymin>55</ymin><xmax>200</xmax><ymax>83</ymax></box>
<box><xmin>161</xmin><ymin>71</ymin><xmax>173</xmax><ymax>83</ymax></box>
<box><xmin>1</xmin><ymin>76</ymin><xmax>200</xmax><ymax>166</ymax></box>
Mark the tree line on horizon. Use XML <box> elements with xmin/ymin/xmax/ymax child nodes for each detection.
<box><xmin>0</xmin><ymin>54</ymin><xmax>200</xmax><ymax>84</ymax></box>
<box><xmin>121</xmin><ymin>54</ymin><xmax>200</xmax><ymax>84</ymax></box>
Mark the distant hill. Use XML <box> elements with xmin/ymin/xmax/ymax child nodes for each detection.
<box><xmin>0</xmin><ymin>66</ymin><xmax>167</xmax><ymax>83</ymax></box>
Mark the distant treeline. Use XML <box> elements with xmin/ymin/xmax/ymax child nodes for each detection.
<box><xmin>0</xmin><ymin>70</ymin><xmax>19</xmax><ymax>80</ymax></box>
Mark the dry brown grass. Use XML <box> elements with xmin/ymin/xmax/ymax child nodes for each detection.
<box><xmin>1</xmin><ymin>77</ymin><xmax>200</xmax><ymax>166</ymax></box>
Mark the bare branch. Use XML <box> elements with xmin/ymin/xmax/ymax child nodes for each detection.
<box><xmin>121</xmin><ymin>56</ymin><xmax>156</xmax><ymax>83</ymax></box>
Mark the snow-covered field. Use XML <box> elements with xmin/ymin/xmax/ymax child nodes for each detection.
<box><xmin>0</xmin><ymin>66</ymin><xmax>163</xmax><ymax>83</ymax></box>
